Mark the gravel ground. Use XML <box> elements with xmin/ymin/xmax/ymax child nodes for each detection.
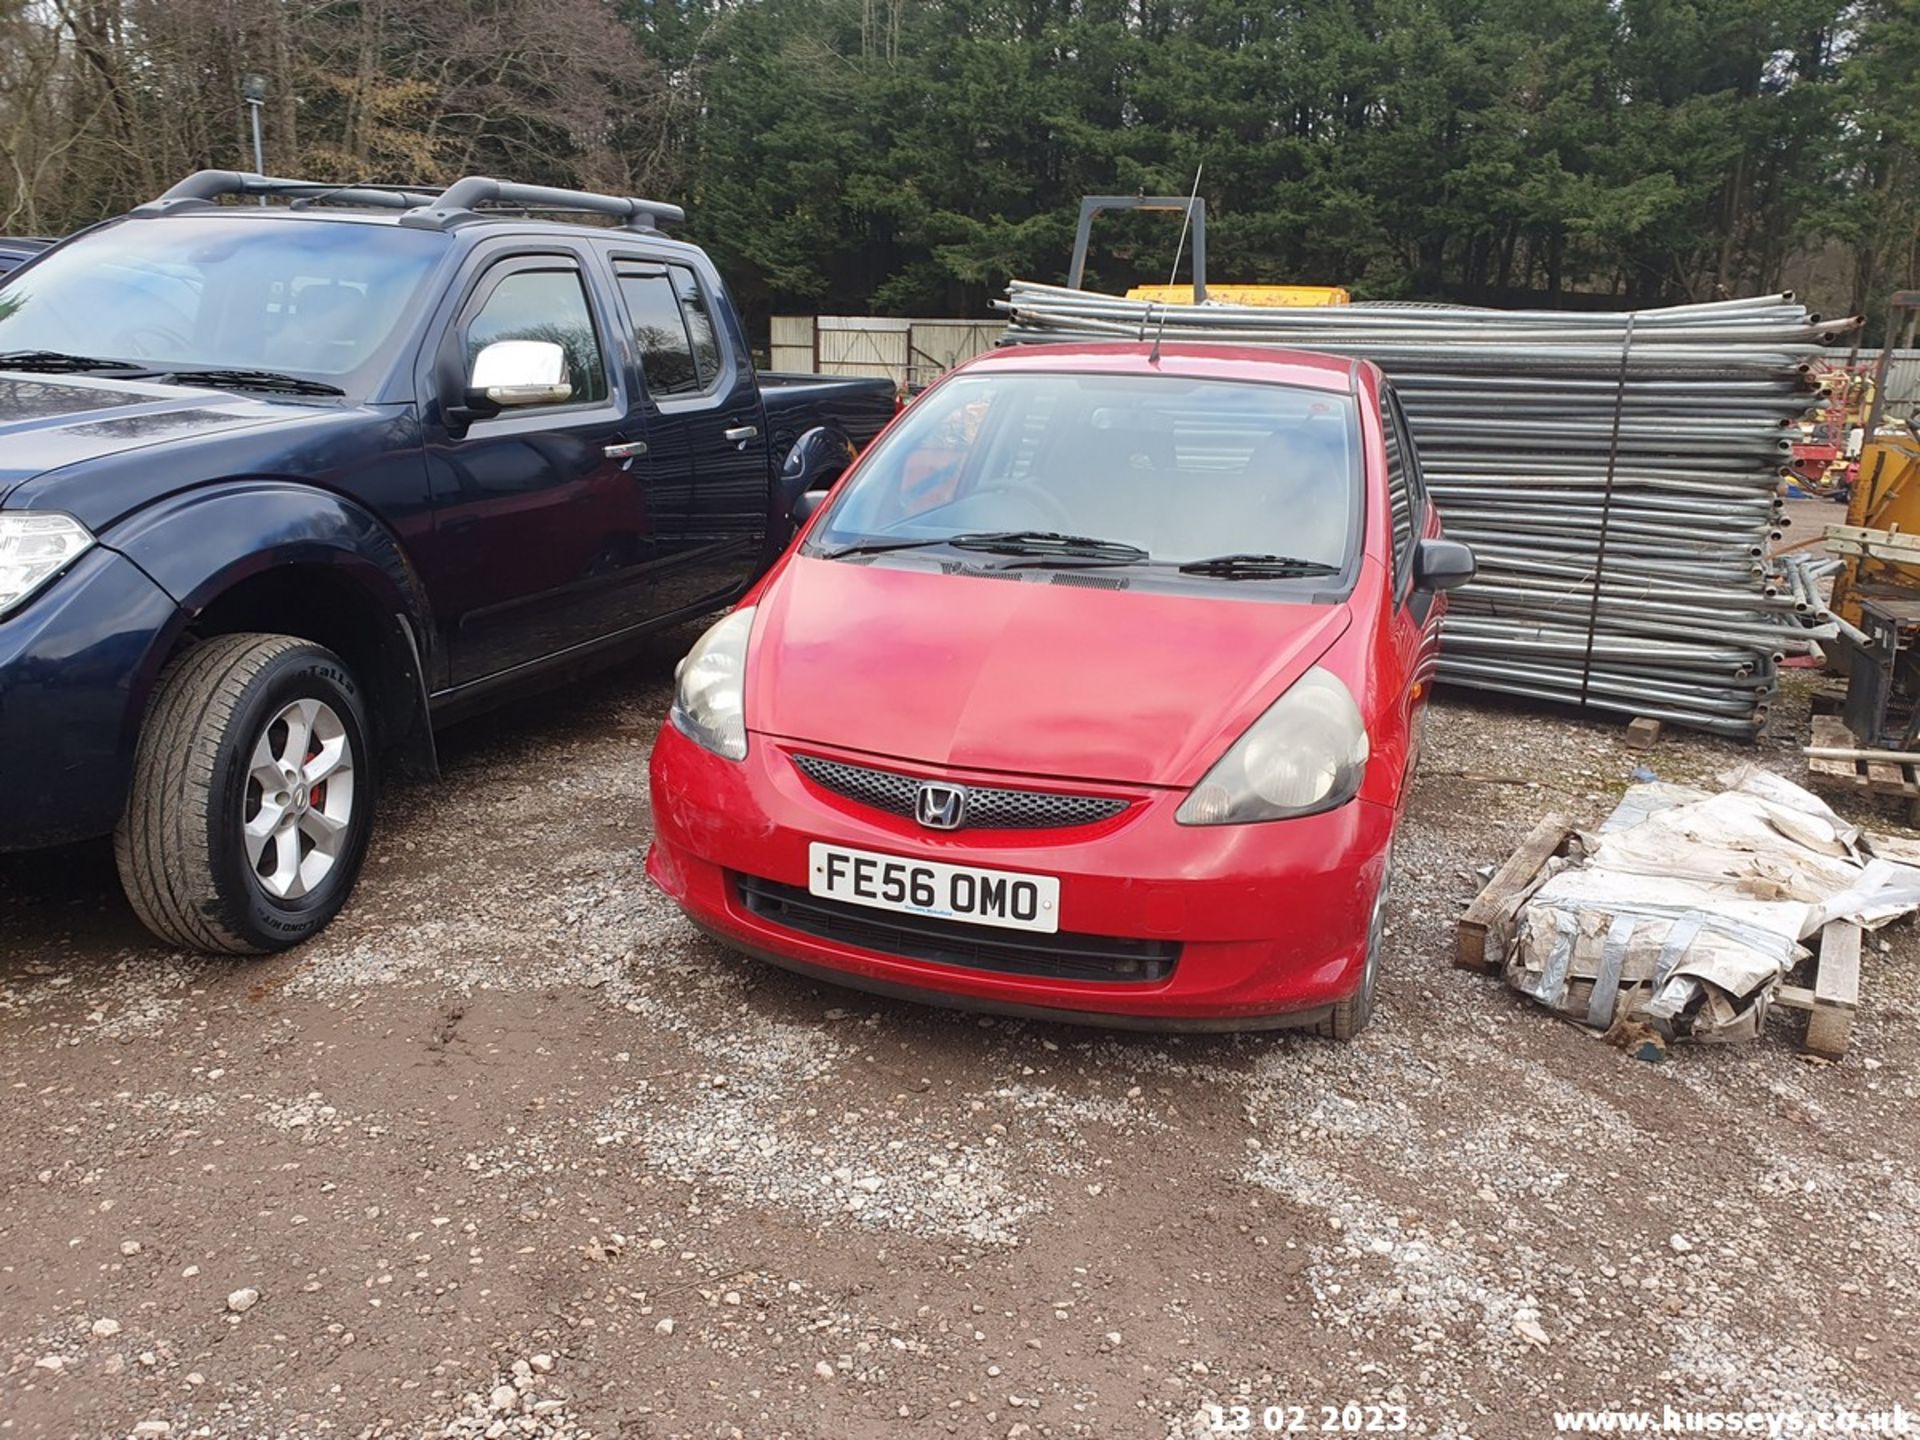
<box><xmin>2</xmin><ymin>627</ymin><xmax>1916</xmax><ymax>1440</ymax></box>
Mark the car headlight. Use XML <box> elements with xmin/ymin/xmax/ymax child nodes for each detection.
<box><xmin>670</xmin><ymin>607</ymin><xmax>754</xmax><ymax>760</ymax></box>
<box><xmin>1176</xmin><ymin>666</ymin><xmax>1369</xmax><ymax>825</ymax></box>
<box><xmin>0</xmin><ymin>512</ymin><xmax>94</xmax><ymax>618</ymax></box>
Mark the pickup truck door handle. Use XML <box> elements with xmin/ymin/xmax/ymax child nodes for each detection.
<box><xmin>723</xmin><ymin>424</ymin><xmax>759</xmax><ymax>446</ymax></box>
<box><xmin>603</xmin><ymin>440</ymin><xmax>648</xmax><ymax>460</ymax></box>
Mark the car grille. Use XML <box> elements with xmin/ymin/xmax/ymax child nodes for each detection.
<box><xmin>735</xmin><ymin>876</ymin><xmax>1178</xmax><ymax>984</ymax></box>
<box><xmin>790</xmin><ymin>753</ymin><xmax>1128</xmax><ymax>830</ymax></box>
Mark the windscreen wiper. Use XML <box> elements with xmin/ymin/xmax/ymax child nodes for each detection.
<box><xmin>819</xmin><ymin>530</ymin><xmax>1150</xmax><ymax>563</ymax></box>
<box><xmin>817</xmin><ymin>536</ymin><xmax>961</xmax><ymax>560</ymax></box>
<box><xmin>1176</xmin><ymin>552</ymin><xmax>1339</xmax><ymax>579</ymax></box>
<box><xmin>946</xmin><ymin>530</ymin><xmax>1150</xmax><ymax>561</ymax></box>
<box><xmin>155</xmin><ymin>368</ymin><xmax>345</xmax><ymax>397</ymax></box>
<box><xmin>0</xmin><ymin>349</ymin><xmax>146</xmax><ymax>375</ymax></box>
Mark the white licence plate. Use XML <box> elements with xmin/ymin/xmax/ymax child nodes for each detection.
<box><xmin>807</xmin><ymin>843</ymin><xmax>1060</xmax><ymax>934</ymax></box>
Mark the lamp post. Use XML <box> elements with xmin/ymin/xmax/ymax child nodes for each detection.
<box><xmin>242</xmin><ymin>74</ymin><xmax>267</xmax><ymax>180</ymax></box>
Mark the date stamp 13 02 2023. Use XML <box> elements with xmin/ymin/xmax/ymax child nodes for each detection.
<box><xmin>1205</xmin><ymin>1403</ymin><xmax>1414</xmax><ymax>1434</ymax></box>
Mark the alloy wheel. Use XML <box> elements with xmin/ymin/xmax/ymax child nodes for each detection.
<box><xmin>242</xmin><ymin>697</ymin><xmax>355</xmax><ymax>901</ymax></box>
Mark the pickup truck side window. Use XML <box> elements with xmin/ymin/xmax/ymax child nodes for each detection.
<box><xmin>616</xmin><ymin>267</ymin><xmax>699</xmax><ymax>397</ymax></box>
<box><xmin>669</xmin><ymin>266</ymin><xmax>722</xmax><ymax>387</ymax></box>
<box><xmin>466</xmin><ymin>269</ymin><xmax>609</xmax><ymax>406</ymax></box>
<box><xmin>615</xmin><ymin>261</ymin><xmax>724</xmax><ymax>398</ymax></box>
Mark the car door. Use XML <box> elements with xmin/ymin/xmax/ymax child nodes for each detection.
<box><xmin>422</xmin><ymin>249</ymin><xmax>651</xmax><ymax>686</ymax></box>
<box><xmin>606</xmin><ymin>251</ymin><xmax>769</xmax><ymax>615</ymax></box>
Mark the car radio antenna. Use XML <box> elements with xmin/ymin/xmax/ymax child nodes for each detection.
<box><xmin>1149</xmin><ymin>163</ymin><xmax>1203</xmax><ymax>366</ymax></box>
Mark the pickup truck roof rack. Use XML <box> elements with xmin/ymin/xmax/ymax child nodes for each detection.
<box><xmin>134</xmin><ymin>170</ymin><xmax>685</xmax><ymax>233</ymax></box>
<box><xmin>399</xmin><ymin>177</ymin><xmax>684</xmax><ymax>233</ymax></box>
<box><xmin>136</xmin><ymin>172</ymin><xmax>442</xmax><ymax>214</ymax></box>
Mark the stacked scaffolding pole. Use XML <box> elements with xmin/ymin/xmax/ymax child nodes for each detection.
<box><xmin>996</xmin><ymin>281</ymin><xmax>1851</xmax><ymax>738</ymax></box>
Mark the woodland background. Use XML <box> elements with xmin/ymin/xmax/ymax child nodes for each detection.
<box><xmin>1</xmin><ymin>0</ymin><xmax>1916</xmax><ymax>336</ymax></box>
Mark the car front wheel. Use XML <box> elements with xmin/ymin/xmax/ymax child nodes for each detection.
<box><xmin>116</xmin><ymin>633</ymin><xmax>377</xmax><ymax>954</ymax></box>
<box><xmin>1315</xmin><ymin>850</ymin><xmax>1391</xmax><ymax>1042</ymax></box>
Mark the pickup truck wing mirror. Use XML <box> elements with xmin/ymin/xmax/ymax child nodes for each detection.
<box><xmin>779</xmin><ymin>426</ymin><xmax>857</xmax><ymax>520</ymax></box>
<box><xmin>1413</xmin><ymin>537</ymin><xmax>1476</xmax><ymax>592</ymax></box>
<box><xmin>470</xmin><ymin>340</ymin><xmax>572</xmax><ymax>409</ymax></box>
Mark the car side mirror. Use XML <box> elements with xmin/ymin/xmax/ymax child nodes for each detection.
<box><xmin>779</xmin><ymin>426</ymin><xmax>857</xmax><ymax>519</ymax></box>
<box><xmin>1414</xmin><ymin>537</ymin><xmax>1476</xmax><ymax>592</ymax></box>
<box><xmin>469</xmin><ymin>340</ymin><xmax>572</xmax><ymax>410</ymax></box>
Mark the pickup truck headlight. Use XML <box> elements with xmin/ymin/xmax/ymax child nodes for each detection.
<box><xmin>1176</xmin><ymin>667</ymin><xmax>1369</xmax><ymax>825</ymax></box>
<box><xmin>0</xmin><ymin>512</ymin><xmax>95</xmax><ymax>618</ymax></box>
<box><xmin>670</xmin><ymin>607</ymin><xmax>755</xmax><ymax>760</ymax></box>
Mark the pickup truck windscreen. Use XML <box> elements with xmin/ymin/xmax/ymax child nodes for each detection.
<box><xmin>0</xmin><ymin>217</ymin><xmax>441</xmax><ymax>383</ymax></box>
<box><xmin>810</xmin><ymin>371</ymin><xmax>1362</xmax><ymax>575</ymax></box>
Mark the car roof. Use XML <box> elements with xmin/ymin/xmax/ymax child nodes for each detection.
<box><xmin>121</xmin><ymin>206</ymin><xmax>705</xmax><ymax>257</ymax></box>
<box><xmin>108</xmin><ymin>207</ymin><xmax>719</xmax><ymax>270</ymax></box>
<box><xmin>960</xmin><ymin>341</ymin><xmax>1361</xmax><ymax>395</ymax></box>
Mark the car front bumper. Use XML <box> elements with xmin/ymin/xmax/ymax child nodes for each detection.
<box><xmin>0</xmin><ymin>547</ymin><xmax>181</xmax><ymax>851</ymax></box>
<box><xmin>645</xmin><ymin>722</ymin><xmax>1396</xmax><ymax>1028</ymax></box>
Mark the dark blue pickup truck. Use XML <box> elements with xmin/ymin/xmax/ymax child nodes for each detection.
<box><xmin>0</xmin><ymin>237</ymin><xmax>52</xmax><ymax>276</ymax></box>
<box><xmin>0</xmin><ymin>172</ymin><xmax>894</xmax><ymax>953</ymax></box>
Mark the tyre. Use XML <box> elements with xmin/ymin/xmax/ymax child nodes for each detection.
<box><xmin>115</xmin><ymin>633</ymin><xmax>377</xmax><ymax>954</ymax></box>
<box><xmin>1315</xmin><ymin>851</ymin><xmax>1391</xmax><ymax>1042</ymax></box>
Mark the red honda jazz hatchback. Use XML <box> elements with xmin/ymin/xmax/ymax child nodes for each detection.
<box><xmin>647</xmin><ymin>342</ymin><xmax>1473</xmax><ymax>1037</ymax></box>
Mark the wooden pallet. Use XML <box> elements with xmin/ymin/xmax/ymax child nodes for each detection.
<box><xmin>1454</xmin><ymin>814</ymin><xmax>1577</xmax><ymax>974</ymax></box>
<box><xmin>1807</xmin><ymin>681</ymin><xmax>1849</xmax><ymax>717</ymax></box>
<box><xmin>1807</xmin><ymin>714</ymin><xmax>1920</xmax><ymax>803</ymax></box>
<box><xmin>1456</xmin><ymin>813</ymin><xmax>1865</xmax><ymax>1059</ymax></box>
<box><xmin>1775</xmin><ymin>920</ymin><xmax>1863</xmax><ymax>1060</ymax></box>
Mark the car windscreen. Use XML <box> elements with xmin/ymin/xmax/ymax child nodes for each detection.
<box><xmin>0</xmin><ymin>217</ymin><xmax>443</xmax><ymax>382</ymax></box>
<box><xmin>810</xmin><ymin>370</ymin><xmax>1362</xmax><ymax>573</ymax></box>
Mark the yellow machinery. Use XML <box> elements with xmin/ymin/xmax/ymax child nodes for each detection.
<box><xmin>1827</xmin><ymin>290</ymin><xmax>1920</xmax><ymax>628</ymax></box>
<box><xmin>1124</xmin><ymin>282</ymin><xmax>1351</xmax><ymax>308</ymax></box>
<box><xmin>1816</xmin><ymin>291</ymin><xmax>1920</xmax><ymax>749</ymax></box>
<box><xmin>1829</xmin><ymin>432</ymin><xmax>1920</xmax><ymax>625</ymax></box>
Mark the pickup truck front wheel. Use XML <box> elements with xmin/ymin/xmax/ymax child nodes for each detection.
<box><xmin>116</xmin><ymin>634</ymin><xmax>377</xmax><ymax>954</ymax></box>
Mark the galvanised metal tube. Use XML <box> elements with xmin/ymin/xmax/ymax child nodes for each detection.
<box><xmin>1448</xmin><ymin>600</ymin><xmax>1828</xmax><ymax>650</ymax></box>
<box><xmin>1469</xmin><ymin>537</ymin><xmax>1771</xmax><ymax>567</ymax></box>
<box><xmin>1782</xmin><ymin>557</ymin><xmax>1817</xmax><ymax>612</ymax></box>
<box><xmin>1435</xmin><ymin>490</ymin><xmax>1780</xmax><ymax>515</ymax></box>
<box><xmin>1453</xmin><ymin>684</ymin><xmax>1766</xmax><ymax>736</ymax></box>
<box><xmin>1443</xmin><ymin>614</ymin><xmax>1789</xmax><ymax>662</ymax></box>
<box><xmin>1000</xmin><ymin>312</ymin><xmax>1825</xmax><ymax>368</ymax></box>
<box><xmin>1443</xmin><ymin>530</ymin><xmax>1771</xmax><ymax>563</ymax></box>
<box><xmin>1426</xmin><ymin>460</ymin><xmax>1785</xmax><ymax>479</ymax></box>
<box><xmin>1444</xmin><ymin>621</ymin><xmax>1757</xmax><ymax>653</ymax></box>
<box><xmin>1448</xmin><ymin>521</ymin><xmax>1770</xmax><ymax>547</ymax></box>
<box><xmin>1001</xmin><ymin>315</ymin><xmax>1853</xmax><ymax>347</ymax></box>
<box><xmin>1433</xmin><ymin>511</ymin><xmax>1772</xmax><ymax>543</ymax></box>
<box><xmin>1460</xmin><ymin>589</ymin><xmax>1798</xmax><ymax>623</ymax></box>
<box><xmin>1428</xmin><ymin>676</ymin><xmax>1765</xmax><ymax>735</ymax></box>
<box><xmin>1443</xmin><ymin>664</ymin><xmax>1766</xmax><ymax>714</ymax></box>
<box><xmin>1432</xmin><ymin>493</ymin><xmax>1780</xmax><ymax>516</ymax></box>
<box><xmin>1466</xmin><ymin>550</ymin><xmax>1767</xmax><ymax>587</ymax></box>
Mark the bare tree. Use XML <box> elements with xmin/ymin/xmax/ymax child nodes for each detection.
<box><xmin>0</xmin><ymin>0</ymin><xmax>674</xmax><ymax>234</ymax></box>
